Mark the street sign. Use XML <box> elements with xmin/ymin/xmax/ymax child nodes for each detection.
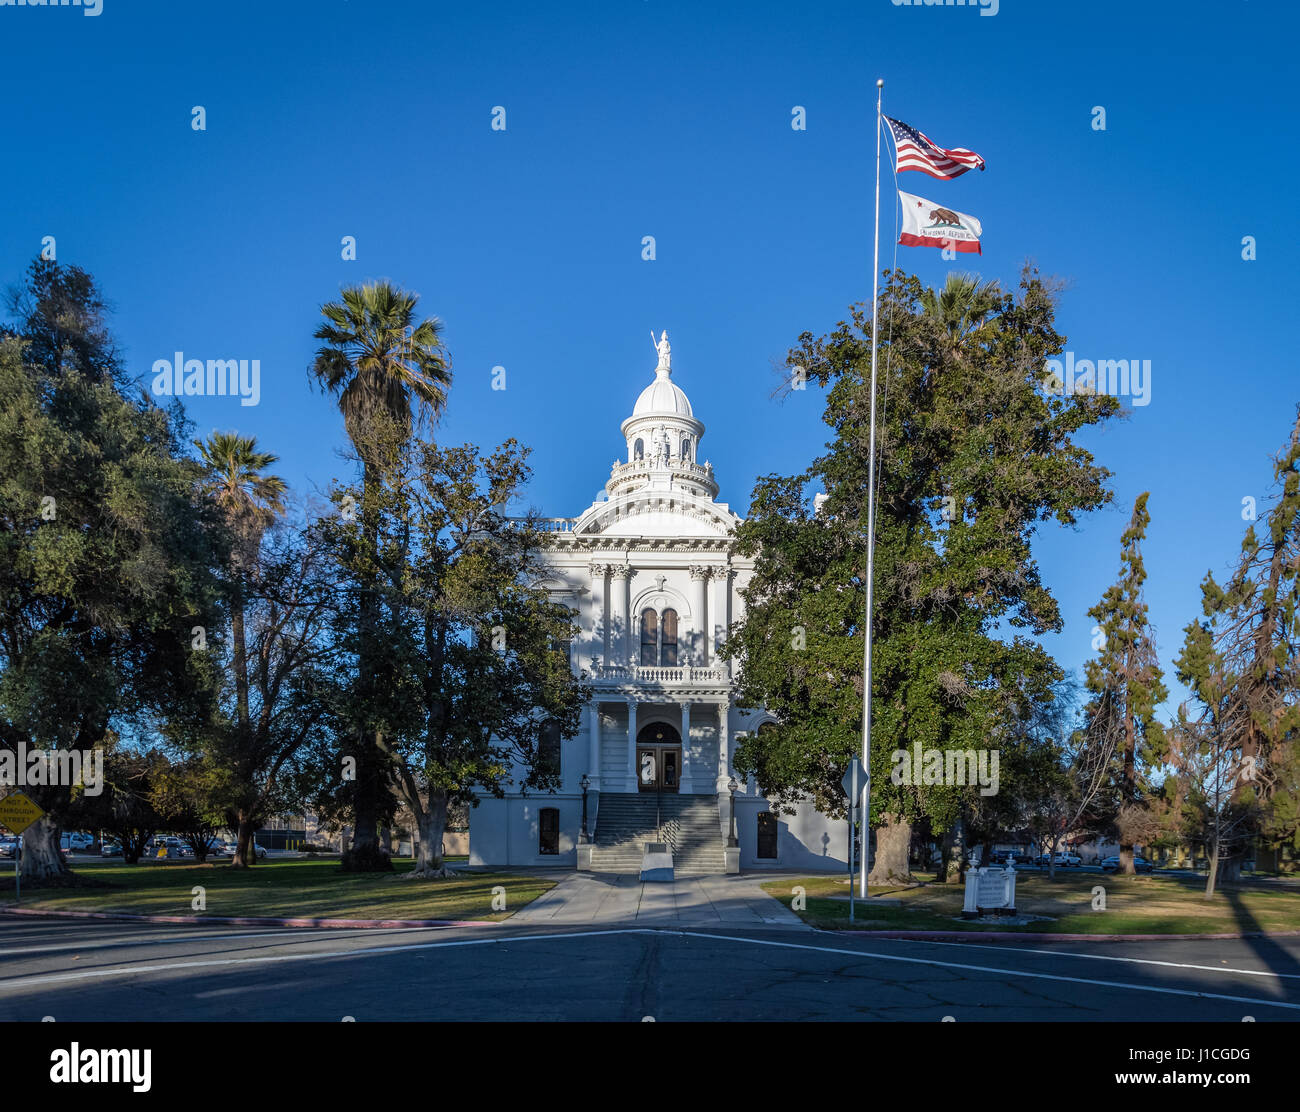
<box><xmin>840</xmin><ymin>758</ymin><xmax>863</xmax><ymax>801</ymax></box>
<box><xmin>0</xmin><ymin>792</ymin><xmax>44</xmax><ymax>836</ymax></box>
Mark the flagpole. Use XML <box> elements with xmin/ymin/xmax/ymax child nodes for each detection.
<box><xmin>859</xmin><ymin>78</ymin><xmax>883</xmax><ymax>901</ymax></box>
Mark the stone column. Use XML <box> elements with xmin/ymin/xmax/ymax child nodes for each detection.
<box><xmin>626</xmin><ymin>697</ymin><xmax>638</xmax><ymax>792</ymax></box>
<box><xmin>588</xmin><ymin>562</ymin><xmax>608</xmax><ymax>674</ymax></box>
<box><xmin>712</xmin><ymin>565</ymin><xmax>731</xmax><ymax>676</ymax></box>
<box><xmin>587</xmin><ymin>700</ymin><xmax>601</xmax><ymax>791</ymax></box>
<box><xmin>716</xmin><ymin>701</ymin><xmax>731</xmax><ymax>790</ymax></box>
<box><xmin>679</xmin><ymin>701</ymin><xmax>694</xmax><ymax>793</ymax></box>
<box><xmin>609</xmin><ymin>564</ymin><xmax>631</xmax><ymax>669</ymax></box>
<box><xmin>689</xmin><ymin>564</ymin><xmax>711</xmax><ymax>667</ymax></box>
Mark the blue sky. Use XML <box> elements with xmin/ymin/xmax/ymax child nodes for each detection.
<box><xmin>2</xmin><ymin>0</ymin><xmax>1295</xmax><ymax>717</ymax></box>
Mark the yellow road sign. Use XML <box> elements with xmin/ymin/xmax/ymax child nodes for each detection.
<box><xmin>0</xmin><ymin>792</ymin><xmax>45</xmax><ymax>836</ymax></box>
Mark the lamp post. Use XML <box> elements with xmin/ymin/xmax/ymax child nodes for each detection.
<box><xmin>579</xmin><ymin>773</ymin><xmax>590</xmax><ymax>844</ymax></box>
<box><xmin>727</xmin><ymin>775</ymin><xmax>739</xmax><ymax>848</ymax></box>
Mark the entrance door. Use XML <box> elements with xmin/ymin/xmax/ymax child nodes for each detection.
<box><xmin>637</xmin><ymin>746</ymin><xmax>680</xmax><ymax>792</ymax></box>
<box><xmin>636</xmin><ymin>722</ymin><xmax>682</xmax><ymax>793</ymax></box>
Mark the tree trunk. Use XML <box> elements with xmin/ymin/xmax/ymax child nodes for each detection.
<box><xmin>20</xmin><ymin>816</ymin><xmax>70</xmax><ymax>881</ymax></box>
<box><xmin>1205</xmin><ymin>838</ymin><xmax>1220</xmax><ymax>899</ymax></box>
<box><xmin>231</xmin><ymin>596</ymin><xmax>250</xmax><ymax>733</ymax></box>
<box><xmin>231</xmin><ymin>813</ymin><xmax>258</xmax><ymax>868</ymax></box>
<box><xmin>349</xmin><ymin>459</ymin><xmax>382</xmax><ymax>859</ymax></box>
<box><xmin>1047</xmin><ymin>834</ymin><xmax>1059</xmax><ymax>881</ymax></box>
<box><xmin>1120</xmin><ymin>701</ymin><xmax>1137</xmax><ymax>875</ymax></box>
<box><xmin>867</xmin><ymin>812</ymin><xmax>912</xmax><ymax>885</ymax></box>
<box><xmin>407</xmin><ymin>791</ymin><xmax>455</xmax><ymax>879</ymax></box>
<box><xmin>935</xmin><ymin>825</ymin><xmax>954</xmax><ymax>883</ymax></box>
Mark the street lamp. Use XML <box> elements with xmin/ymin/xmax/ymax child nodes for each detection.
<box><xmin>727</xmin><ymin>775</ymin><xmax>739</xmax><ymax>848</ymax></box>
<box><xmin>579</xmin><ymin>773</ymin><xmax>590</xmax><ymax>844</ymax></box>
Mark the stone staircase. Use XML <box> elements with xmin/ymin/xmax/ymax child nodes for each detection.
<box><xmin>590</xmin><ymin>792</ymin><xmax>728</xmax><ymax>876</ymax></box>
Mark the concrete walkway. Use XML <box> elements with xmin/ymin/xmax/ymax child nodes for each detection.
<box><xmin>508</xmin><ymin>872</ymin><xmax>808</xmax><ymax>928</ymax></box>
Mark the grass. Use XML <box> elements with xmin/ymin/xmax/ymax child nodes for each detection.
<box><xmin>0</xmin><ymin>858</ymin><xmax>554</xmax><ymax>922</ymax></box>
<box><xmin>762</xmin><ymin>870</ymin><xmax>1300</xmax><ymax>935</ymax></box>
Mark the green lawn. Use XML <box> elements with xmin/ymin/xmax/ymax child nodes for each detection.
<box><xmin>763</xmin><ymin>871</ymin><xmax>1300</xmax><ymax>935</ymax></box>
<box><xmin>0</xmin><ymin>858</ymin><xmax>553</xmax><ymax>922</ymax></box>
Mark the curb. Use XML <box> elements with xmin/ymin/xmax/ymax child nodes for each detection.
<box><xmin>0</xmin><ymin>906</ymin><xmax>503</xmax><ymax>930</ymax></box>
<box><xmin>818</xmin><ymin>927</ymin><xmax>1300</xmax><ymax>942</ymax></box>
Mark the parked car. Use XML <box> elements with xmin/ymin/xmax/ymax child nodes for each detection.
<box><xmin>986</xmin><ymin>851</ymin><xmax>1030</xmax><ymax>868</ymax></box>
<box><xmin>144</xmin><ymin>835</ymin><xmax>188</xmax><ymax>857</ymax></box>
<box><xmin>221</xmin><ymin>841</ymin><xmax>267</xmax><ymax>860</ymax></box>
<box><xmin>1053</xmin><ymin>851</ymin><xmax>1083</xmax><ymax>868</ymax></box>
<box><xmin>1100</xmin><ymin>854</ymin><xmax>1155</xmax><ymax>873</ymax></box>
<box><xmin>60</xmin><ymin>832</ymin><xmax>94</xmax><ymax>852</ymax></box>
<box><xmin>101</xmin><ymin>840</ymin><xmax>123</xmax><ymax>857</ymax></box>
<box><xmin>0</xmin><ymin>836</ymin><xmax>19</xmax><ymax>858</ymax></box>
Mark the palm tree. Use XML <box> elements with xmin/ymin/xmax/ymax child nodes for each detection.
<box><xmin>311</xmin><ymin>281</ymin><xmax>451</xmax><ymax>865</ymax></box>
<box><xmin>312</xmin><ymin>282</ymin><xmax>452</xmax><ymax>448</ymax></box>
<box><xmin>195</xmin><ymin>433</ymin><xmax>286</xmax><ymax>867</ymax></box>
<box><xmin>920</xmin><ymin>271</ymin><xmax>1002</xmax><ymax>346</ymax></box>
<box><xmin>197</xmin><ymin>431</ymin><xmax>287</xmax><ymax>555</ymax></box>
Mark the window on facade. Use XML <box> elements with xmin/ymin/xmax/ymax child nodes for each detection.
<box><xmin>539</xmin><ymin>808</ymin><xmax>560</xmax><ymax>855</ymax></box>
<box><xmin>633</xmin><ymin>438</ymin><xmax>644</xmax><ymax>461</ymax></box>
<box><xmin>640</xmin><ymin>608</ymin><xmax>658</xmax><ymax>666</ymax></box>
<box><xmin>660</xmin><ymin>608</ymin><xmax>678</xmax><ymax>666</ymax></box>
<box><xmin>538</xmin><ymin>719</ymin><xmax>562</xmax><ymax>775</ymax></box>
<box><xmin>757</xmin><ymin>811</ymin><xmax>779</xmax><ymax>859</ymax></box>
<box><xmin>681</xmin><ymin>437</ymin><xmax>691</xmax><ymax>462</ymax></box>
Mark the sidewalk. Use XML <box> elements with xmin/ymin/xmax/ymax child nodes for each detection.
<box><xmin>507</xmin><ymin>872</ymin><xmax>807</xmax><ymax>928</ymax></box>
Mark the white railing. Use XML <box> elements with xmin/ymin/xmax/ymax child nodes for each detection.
<box><xmin>609</xmin><ymin>458</ymin><xmax>714</xmax><ymax>482</ymax></box>
<box><xmin>532</xmin><ymin>517</ymin><xmax>576</xmax><ymax>533</ymax></box>
<box><xmin>595</xmin><ymin>664</ymin><xmax>727</xmax><ymax>684</ymax></box>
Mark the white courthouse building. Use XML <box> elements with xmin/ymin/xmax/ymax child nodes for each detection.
<box><xmin>469</xmin><ymin>334</ymin><xmax>848</xmax><ymax>874</ymax></box>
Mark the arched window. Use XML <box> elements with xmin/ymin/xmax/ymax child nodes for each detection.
<box><xmin>538</xmin><ymin>719</ymin><xmax>561</xmax><ymax>774</ymax></box>
<box><xmin>633</xmin><ymin>438</ymin><xmax>644</xmax><ymax>461</ymax></box>
<box><xmin>538</xmin><ymin>807</ymin><xmax>559</xmax><ymax>855</ymax></box>
<box><xmin>640</xmin><ymin>608</ymin><xmax>658</xmax><ymax>666</ymax></box>
<box><xmin>660</xmin><ymin>609</ymin><xmax>678</xmax><ymax>666</ymax></box>
<box><xmin>681</xmin><ymin>437</ymin><xmax>692</xmax><ymax>462</ymax></box>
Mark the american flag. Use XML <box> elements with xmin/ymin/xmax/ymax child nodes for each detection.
<box><xmin>885</xmin><ymin>116</ymin><xmax>985</xmax><ymax>180</ymax></box>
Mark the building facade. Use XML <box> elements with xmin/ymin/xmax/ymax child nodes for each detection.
<box><xmin>469</xmin><ymin>334</ymin><xmax>848</xmax><ymax>873</ymax></box>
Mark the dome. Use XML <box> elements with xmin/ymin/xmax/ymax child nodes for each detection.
<box><xmin>632</xmin><ymin>370</ymin><xmax>694</xmax><ymax>418</ymax></box>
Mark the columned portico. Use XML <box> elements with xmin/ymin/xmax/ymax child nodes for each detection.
<box><xmin>689</xmin><ymin>565</ymin><xmax>710</xmax><ymax>665</ymax></box>
<box><xmin>589</xmin><ymin>561</ymin><xmax>608</xmax><ymax>669</ymax></box>
<box><xmin>679</xmin><ymin>701</ymin><xmax>694</xmax><ymax>792</ymax></box>
<box><xmin>716</xmin><ymin>700</ymin><xmax>731</xmax><ymax>790</ymax></box>
<box><xmin>610</xmin><ymin>564</ymin><xmax>631</xmax><ymax>667</ymax></box>
<box><xmin>587</xmin><ymin>700</ymin><xmax>601</xmax><ymax>791</ymax></box>
<box><xmin>625</xmin><ymin>697</ymin><xmax>638</xmax><ymax>792</ymax></box>
<box><xmin>713</xmin><ymin>565</ymin><xmax>731</xmax><ymax>677</ymax></box>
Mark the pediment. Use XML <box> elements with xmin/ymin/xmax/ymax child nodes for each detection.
<box><xmin>574</xmin><ymin>493</ymin><xmax>738</xmax><ymax>539</ymax></box>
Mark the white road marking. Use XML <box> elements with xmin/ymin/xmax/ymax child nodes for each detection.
<box><xmin>0</xmin><ymin>926</ymin><xmax>433</xmax><ymax>958</ymax></box>
<box><xmin>0</xmin><ymin>929</ymin><xmax>645</xmax><ymax>992</ymax></box>
<box><xmin>671</xmin><ymin>930</ymin><xmax>1300</xmax><ymax>1012</ymax></box>
<box><xmin>1</xmin><ymin>925</ymin><xmax>1297</xmax><ymax>1013</ymax></box>
<box><xmin>878</xmin><ymin>936</ymin><xmax>1300</xmax><ymax>981</ymax></box>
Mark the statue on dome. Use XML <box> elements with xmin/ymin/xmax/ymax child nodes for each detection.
<box><xmin>653</xmin><ymin>329</ymin><xmax>671</xmax><ymax>372</ymax></box>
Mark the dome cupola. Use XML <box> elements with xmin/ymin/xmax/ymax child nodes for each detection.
<box><xmin>610</xmin><ymin>331</ymin><xmax>716</xmax><ymax>500</ymax></box>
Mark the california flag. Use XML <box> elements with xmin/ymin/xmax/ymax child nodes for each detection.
<box><xmin>898</xmin><ymin>190</ymin><xmax>982</xmax><ymax>255</ymax></box>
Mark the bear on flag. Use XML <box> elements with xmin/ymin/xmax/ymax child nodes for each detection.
<box><xmin>898</xmin><ymin>189</ymin><xmax>982</xmax><ymax>255</ymax></box>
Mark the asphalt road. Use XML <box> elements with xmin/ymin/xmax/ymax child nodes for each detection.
<box><xmin>3</xmin><ymin>916</ymin><xmax>1299</xmax><ymax>1022</ymax></box>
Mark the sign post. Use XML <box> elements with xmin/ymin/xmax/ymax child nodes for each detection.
<box><xmin>0</xmin><ymin>792</ymin><xmax>47</xmax><ymax>905</ymax></box>
<box><xmin>841</xmin><ymin>759</ymin><xmax>864</xmax><ymax>923</ymax></box>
